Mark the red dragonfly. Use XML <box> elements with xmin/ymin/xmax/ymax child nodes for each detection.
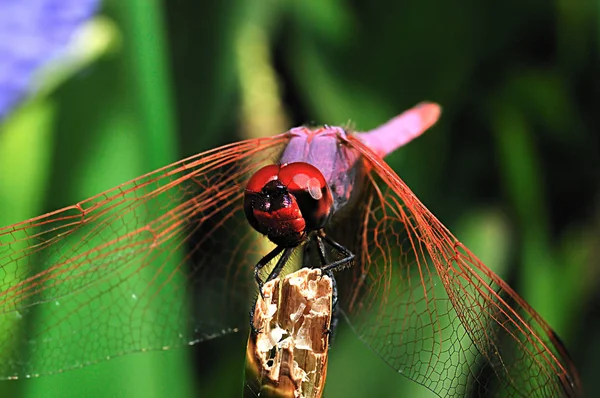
<box><xmin>0</xmin><ymin>103</ymin><xmax>580</xmax><ymax>397</ymax></box>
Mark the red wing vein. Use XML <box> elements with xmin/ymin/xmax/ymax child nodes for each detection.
<box><xmin>341</xmin><ymin>136</ymin><xmax>579</xmax><ymax>397</ymax></box>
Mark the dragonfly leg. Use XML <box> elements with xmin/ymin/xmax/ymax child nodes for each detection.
<box><xmin>254</xmin><ymin>245</ymin><xmax>285</xmax><ymax>294</ymax></box>
<box><xmin>314</xmin><ymin>234</ymin><xmax>339</xmax><ymax>313</ymax></box>
<box><xmin>322</xmin><ymin>270</ymin><xmax>339</xmax><ymax>346</ymax></box>
<box><xmin>315</xmin><ymin>232</ymin><xmax>355</xmax><ymax>273</ymax></box>
<box><xmin>315</xmin><ymin>234</ymin><xmax>329</xmax><ymax>266</ymax></box>
<box><xmin>263</xmin><ymin>247</ymin><xmax>294</xmax><ymax>288</ymax></box>
<box><xmin>302</xmin><ymin>240</ymin><xmax>312</xmax><ymax>269</ymax></box>
<box><xmin>250</xmin><ymin>245</ymin><xmax>292</xmax><ymax>333</ymax></box>
<box><xmin>314</xmin><ymin>235</ymin><xmax>340</xmax><ymax>343</ymax></box>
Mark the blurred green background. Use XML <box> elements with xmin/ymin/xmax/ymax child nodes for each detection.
<box><xmin>0</xmin><ymin>0</ymin><xmax>598</xmax><ymax>397</ymax></box>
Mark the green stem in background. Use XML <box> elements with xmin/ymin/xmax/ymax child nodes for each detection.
<box><xmin>492</xmin><ymin>100</ymin><xmax>580</xmax><ymax>337</ymax></box>
<box><xmin>117</xmin><ymin>0</ymin><xmax>178</xmax><ymax>170</ymax></box>
<box><xmin>106</xmin><ymin>1</ymin><xmax>194</xmax><ymax>397</ymax></box>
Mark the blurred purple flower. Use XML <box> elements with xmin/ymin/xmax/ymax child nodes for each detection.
<box><xmin>0</xmin><ymin>0</ymin><xmax>99</xmax><ymax>119</ymax></box>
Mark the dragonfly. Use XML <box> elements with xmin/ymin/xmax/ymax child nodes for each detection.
<box><xmin>0</xmin><ymin>102</ymin><xmax>581</xmax><ymax>397</ymax></box>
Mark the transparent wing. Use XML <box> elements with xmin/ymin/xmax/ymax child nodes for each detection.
<box><xmin>0</xmin><ymin>134</ymin><xmax>289</xmax><ymax>379</ymax></box>
<box><xmin>332</xmin><ymin>136</ymin><xmax>581</xmax><ymax>397</ymax></box>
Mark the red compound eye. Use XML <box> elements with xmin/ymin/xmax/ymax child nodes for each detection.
<box><xmin>278</xmin><ymin>163</ymin><xmax>333</xmax><ymax>229</ymax></box>
<box><xmin>244</xmin><ymin>162</ymin><xmax>334</xmax><ymax>247</ymax></box>
<box><xmin>278</xmin><ymin>163</ymin><xmax>328</xmax><ymax>199</ymax></box>
<box><xmin>245</xmin><ymin>164</ymin><xmax>280</xmax><ymax>194</ymax></box>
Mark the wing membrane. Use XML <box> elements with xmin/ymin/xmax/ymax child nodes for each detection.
<box><xmin>0</xmin><ymin>135</ymin><xmax>289</xmax><ymax>379</ymax></box>
<box><xmin>335</xmin><ymin>136</ymin><xmax>580</xmax><ymax>397</ymax></box>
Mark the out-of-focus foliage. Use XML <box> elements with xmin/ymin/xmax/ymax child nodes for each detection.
<box><xmin>0</xmin><ymin>0</ymin><xmax>597</xmax><ymax>397</ymax></box>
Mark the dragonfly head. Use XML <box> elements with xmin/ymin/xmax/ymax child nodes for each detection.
<box><xmin>244</xmin><ymin>162</ymin><xmax>334</xmax><ymax>247</ymax></box>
